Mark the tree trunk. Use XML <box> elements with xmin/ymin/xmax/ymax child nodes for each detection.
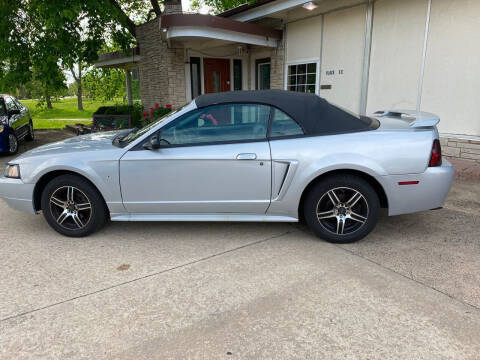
<box><xmin>73</xmin><ymin>63</ymin><xmax>84</xmax><ymax>111</ymax></box>
<box><xmin>45</xmin><ymin>86</ymin><xmax>52</xmax><ymax>109</ymax></box>
<box><xmin>19</xmin><ymin>86</ymin><xmax>26</xmax><ymax>99</ymax></box>
<box><xmin>77</xmin><ymin>80</ymin><xmax>83</xmax><ymax>111</ymax></box>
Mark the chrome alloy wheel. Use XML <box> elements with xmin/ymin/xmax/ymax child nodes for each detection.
<box><xmin>316</xmin><ymin>187</ymin><xmax>369</xmax><ymax>235</ymax></box>
<box><xmin>49</xmin><ymin>186</ymin><xmax>92</xmax><ymax>230</ymax></box>
<box><xmin>8</xmin><ymin>134</ymin><xmax>18</xmax><ymax>154</ymax></box>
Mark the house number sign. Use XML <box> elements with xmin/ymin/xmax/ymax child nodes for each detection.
<box><xmin>325</xmin><ymin>69</ymin><xmax>345</xmax><ymax>75</ymax></box>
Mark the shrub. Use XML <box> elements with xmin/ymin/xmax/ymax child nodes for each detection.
<box><xmin>141</xmin><ymin>103</ymin><xmax>172</xmax><ymax>127</ymax></box>
<box><xmin>93</xmin><ymin>103</ymin><xmax>143</xmax><ymax>128</ymax></box>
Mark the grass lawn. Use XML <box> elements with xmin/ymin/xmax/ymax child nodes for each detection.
<box><xmin>21</xmin><ymin>97</ymin><xmax>120</xmax><ymax>120</ymax></box>
<box><xmin>19</xmin><ymin>97</ymin><xmax>122</xmax><ymax>129</ymax></box>
<box><xmin>33</xmin><ymin>119</ymin><xmax>92</xmax><ymax>130</ymax></box>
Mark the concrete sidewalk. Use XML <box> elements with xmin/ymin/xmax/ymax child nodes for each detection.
<box><xmin>0</xmin><ymin>179</ymin><xmax>479</xmax><ymax>359</ymax></box>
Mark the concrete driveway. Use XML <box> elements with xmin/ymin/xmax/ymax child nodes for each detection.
<box><xmin>1</xmin><ymin>132</ymin><xmax>480</xmax><ymax>359</ymax></box>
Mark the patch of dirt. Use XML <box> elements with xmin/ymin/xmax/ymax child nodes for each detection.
<box><xmin>117</xmin><ymin>264</ymin><xmax>131</xmax><ymax>271</ymax></box>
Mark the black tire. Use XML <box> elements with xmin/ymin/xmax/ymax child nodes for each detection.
<box><xmin>25</xmin><ymin>121</ymin><xmax>34</xmax><ymax>141</ymax></box>
<box><xmin>40</xmin><ymin>174</ymin><xmax>108</xmax><ymax>237</ymax></box>
<box><xmin>7</xmin><ymin>132</ymin><xmax>19</xmax><ymax>155</ymax></box>
<box><xmin>303</xmin><ymin>174</ymin><xmax>380</xmax><ymax>243</ymax></box>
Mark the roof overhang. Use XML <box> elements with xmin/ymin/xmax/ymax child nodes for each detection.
<box><xmin>220</xmin><ymin>0</ymin><xmax>308</xmax><ymax>22</ymax></box>
<box><xmin>94</xmin><ymin>48</ymin><xmax>141</xmax><ymax>69</ymax></box>
<box><xmin>161</xmin><ymin>14</ymin><xmax>282</xmax><ymax>48</ymax></box>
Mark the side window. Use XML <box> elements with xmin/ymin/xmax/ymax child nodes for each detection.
<box><xmin>4</xmin><ymin>97</ymin><xmax>16</xmax><ymax>112</ymax></box>
<box><xmin>160</xmin><ymin>103</ymin><xmax>270</xmax><ymax>145</ymax></box>
<box><xmin>13</xmin><ymin>98</ymin><xmax>24</xmax><ymax>110</ymax></box>
<box><xmin>270</xmin><ymin>108</ymin><xmax>304</xmax><ymax>138</ymax></box>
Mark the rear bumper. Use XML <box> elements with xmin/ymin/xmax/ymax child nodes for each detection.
<box><xmin>385</xmin><ymin>159</ymin><xmax>455</xmax><ymax>216</ymax></box>
<box><xmin>0</xmin><ymin>176</ymin><xmax>36</xmax><ymax>214</ymax></box>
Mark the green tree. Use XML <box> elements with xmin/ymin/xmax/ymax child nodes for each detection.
<box><xmin>190</xmin><ymin>0</ymin><xmax>255</xmax><ymax>14</ymax></box>
<box><xmin>0</xmin><ymin>0</ymin><xmax>244</xmax><ymax>109</ymax></box>
<box><xmin>83</xmin><ymin>68</ymin><xmax>126</xmax><ymax>102</ymax></box>
<box><xmin>0</xmin><ymin>0</ymin><xmax>154</xmax><ymax>107</ymax></box>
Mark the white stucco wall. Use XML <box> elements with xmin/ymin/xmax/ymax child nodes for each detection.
<box><xmin>366</xmin><ymin>0</ymin><xmax>428</xmax><ymax>114</ymax></box>
<box><xmin>286</xmin><ymin>16</ymin><xmax>322</xmax><ymax>63</ymax></box>
<box><xmin>281</xmin><ymin>0</ymin><xmax>479</xmax><ymax>136</ymax></box>
<box><xmin>421</xmin><ymin>0</ymin><xmax>480</xmax><ymax>136</ymax></box>
<box><xmin>320</xmin><ymin>4</ymin><xmax>366</xmax><ymax>113</ymax></box>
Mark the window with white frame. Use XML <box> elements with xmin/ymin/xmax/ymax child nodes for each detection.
<box><xmin>287</xmin><ymin>62</ymin><xmax>317</xmax><ymax>94</ymax></box>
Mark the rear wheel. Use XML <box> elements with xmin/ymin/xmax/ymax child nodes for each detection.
<box><xmin>25</xmin><ymin>121</ymin><xmax>34</xmax><ymax>141</ymax></box>
<box><xmin>303</xmin><ymin>174</ymin><xmax>380</xmax><ymax>243</ymax></box>
<box><xmin>7</xmin><ymin>133</ymin><xmax>18</xmax><ymax>155</ymax></box>
<box><xmin>41</xmin><ymin>175</ymin><xmax>108</xmax><ymax>237</ymax></box>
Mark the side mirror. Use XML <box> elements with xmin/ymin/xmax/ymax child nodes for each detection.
<box><xmin>143</xmin><ymin>134</ymin><xmax>161</xmax><ymax>150</ymax></box>
<box><xmin>8</xmin><ymin>109</ymin><xmax>20</xmax><ymax>117</ymax></box>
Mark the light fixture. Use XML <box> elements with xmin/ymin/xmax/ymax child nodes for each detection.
<box><xmin>5</xmin><ymin>164</ymin><xmax>20</xmax><ymax>179</ymax></box>
<box><xmin>302</xmin><ymin>1</ymin><xmax>318</xmax><ymax>10</ymax></box>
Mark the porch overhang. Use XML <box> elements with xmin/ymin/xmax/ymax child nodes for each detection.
<box><xmin>94</xmin><ymin>48</ymin><xmax>141</xmax><ymax>69</ymax></box>
<box><xmin>160</xmin><ymin>14</ymin><xmax>282</xmax><ymax>48</ymax></box>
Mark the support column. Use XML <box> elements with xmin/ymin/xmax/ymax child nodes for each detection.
<box><xmin>125</xmin><ymin>68</ymin><xmax>133</xmax><ymax>105</ymax></box>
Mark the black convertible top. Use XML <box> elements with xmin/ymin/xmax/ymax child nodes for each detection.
<box><xmin>195</xmin><ymin>90</ymin><xmax>371</xmax><ymax>136</ymax></box>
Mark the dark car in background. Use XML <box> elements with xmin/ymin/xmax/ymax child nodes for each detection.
<box><xmin>0</xmin><ymin>95</ymin><xmax>34</xmax><ymax>155</ymax></box>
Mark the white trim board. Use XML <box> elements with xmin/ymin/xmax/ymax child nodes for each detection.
<box><xmin>167</xmin><ymin>27</ymin><xmax>279</xmax><ymax>48</ymax></box>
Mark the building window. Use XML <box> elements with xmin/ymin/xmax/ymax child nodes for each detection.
<box><xmin>256</xmin><ymin>58</ymin><xmax>271</xmax><ymax>90</ymax></box>
<box><xmin>233</xmin><ymin>59</ymin><xmax>242</xmax><ymax>91</ymax></box>
<box><xmin>190</xmin><ymin>57</ymin><xmax>201</xmax><ymax>99</ymax></box>
<box><xmin>288</xmin><ymin>62</ymin><xmax>317</xmax><ymax>93</ymax></box>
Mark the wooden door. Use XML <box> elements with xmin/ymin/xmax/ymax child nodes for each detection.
<box><xmin>203</xmin><ymin>58</ymin><xmax>231</xmax><ymax>93</ymax></box>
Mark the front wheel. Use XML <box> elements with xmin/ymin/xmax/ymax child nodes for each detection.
<box><xmin>7</xmin><ymin>133</ymin><xmax>18</xmax><ymax>155</ymax></box>
<box><xmin>41</xmin><ymin>175</ymin><xmax>108</xmax><ymax>237</ymax></box>
<box><xmin>304</xmin><ymin>174</ymin><xmax>380</xmax><ymax>243</ymax></box>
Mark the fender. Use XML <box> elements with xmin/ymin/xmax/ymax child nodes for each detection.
<box><xmin>22</xmin><ymin>156</ymin><xmax>125</xmax><ymax>214</ymax></box>
<box><xmin>268</xmin><ymin>153</ymin><xmax>390</xmax><ymax>219</ymax></box>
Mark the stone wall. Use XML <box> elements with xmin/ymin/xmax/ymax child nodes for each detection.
<box><xmin>270</xmin><ymin>44</ymin><xmax>285</xmax><ymax>90</ymax></box>
<box><xmin>136</xmin><ymin>19</ymin><xmax>186</xmax><ymax>111</ymax></box>
<box><xmin>440</xmin><ymin>136</ymin><xmax>480</xmax><ymax>163</ymax></box>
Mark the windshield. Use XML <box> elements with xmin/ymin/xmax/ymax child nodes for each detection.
<box><xmin>115</xmin><ymin>103</ymin><xmax>189</xmax><ymax>146</ymax></box>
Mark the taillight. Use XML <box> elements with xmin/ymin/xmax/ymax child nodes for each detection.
<box><xmin>429</xmin><ymin>139</ymin><xmax>442</xmax><ymax>167</ymax></box>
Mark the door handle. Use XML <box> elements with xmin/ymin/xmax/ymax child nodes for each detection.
<box><xmin>236</xmin><ymin>153</ymin><xmax>257</xmax><ymax>160</ymax></box>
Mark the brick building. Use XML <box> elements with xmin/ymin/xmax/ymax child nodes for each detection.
<box><xmin>95</xmin><ymin>0</ymin><xmax>480</xmax><ymax>163</ymax></box>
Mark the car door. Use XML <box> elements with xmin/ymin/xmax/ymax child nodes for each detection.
<box><xmin>13</xmin><ymin>98</ymin><xmax>29</xmax><ymax>133</ymax></box>
<box><xmin>120</xmin><ymin>103</ymin><xmax>272</xmax><ymax>214</ymax></box>
<box><xmin>4</xmin><ymin>96</ymin><xmax>26</xmax><ymax>138</ymax></box>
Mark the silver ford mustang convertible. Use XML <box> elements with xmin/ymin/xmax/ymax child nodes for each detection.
<box><xmin>0</xmin><ymin>90</ymin><xmax>454</xmax><ymax>243</ymax></box>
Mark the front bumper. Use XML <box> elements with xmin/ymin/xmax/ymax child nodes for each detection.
<box><xmin>0</xmin><ymin>176</ymin><xmax>36</xmax><ymax>214</ymax></box>
<box><xmin>384</xmin><ymin>159</ymin><xmax>455</xmax><ymax>216</ymax></box>
<box><xmin>0</xmin><ymin>128</ymin><xmax>9</xmax><ymax>152</ymax></box>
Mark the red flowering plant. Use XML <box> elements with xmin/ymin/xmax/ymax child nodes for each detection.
<box><xmin>141</xmin><ymin>103</ymin><xmax>172</xmax><ymax>126</ymax></box>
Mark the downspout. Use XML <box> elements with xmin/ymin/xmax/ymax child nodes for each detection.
<box><xmin>359</xmin><ymin>0</ymin><xmax>374</xmax><ymax>116</ymax></box>
<box><xmin>417</xmin><ymin>0</ymin><xmax>432</xmax><ymax>111</ymax></box>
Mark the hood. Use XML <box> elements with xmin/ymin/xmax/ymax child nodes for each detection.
<box><xmin>14</xmin><ymin>130</ymin><xmax>127</xmax><ymax>161</ymax></box>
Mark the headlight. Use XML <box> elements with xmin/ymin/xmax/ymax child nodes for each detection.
<box><xmin>0</xmin><ymin>125</ymin><xmax>4</xmax><ymax>133</ymax></box>
<box><xmin>5</xmin><ymin>164</ymin><xmax>20</xmax><ymax>179</ymax></box>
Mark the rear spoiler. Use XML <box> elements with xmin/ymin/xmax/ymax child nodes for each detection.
<box><xmin>373</xmin><ymin>110</ymin><xmax>440</xmax><ymax>128</ymax></box>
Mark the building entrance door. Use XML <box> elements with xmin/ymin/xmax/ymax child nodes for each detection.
<box><xmin>203</xmin><ymin>58</ymin><xmax>231</xmax><ymax>93</ymax></box>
